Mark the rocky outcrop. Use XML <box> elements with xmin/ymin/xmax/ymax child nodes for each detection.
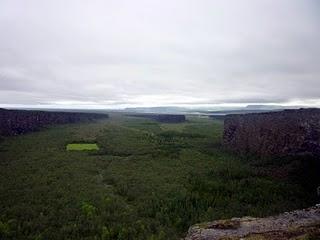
<box><xmin>127</xmin><ymin>114</ymin><xmax>186</xmax><ymax>123</ymax></box>
<box><xmin>223</xmin><ymin>108</ymin><xmax>320</xmax><ymax>157</ymax></box>
<box><xmin>0</xmin><ymin>108</ymin><xmax>108</xmax><ymax>136</ymax></box>
<box><xmin>185</xmin><ymin>205</ymin><xmax>320</xmax><ymax>240</ymax></box>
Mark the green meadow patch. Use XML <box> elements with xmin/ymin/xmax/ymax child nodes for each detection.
<box><xmin>66</xmin><ymin>143</ymin><xmax>99</xmax><ymax>151</ymax></box>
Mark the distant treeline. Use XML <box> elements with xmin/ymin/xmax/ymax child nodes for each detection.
<box><xmin>127</xmin><ymin>114</ymin><xmax>186</xmax><ymax>123</ymax></box>
<box><xmin>0</xmin><ymin>108</ymin><xmax>108</xmax><ymax>136</ymax></box>
<box><xmin>209</xmin><ymin>115</ymin><xmax>226</xmax><ymax>121</ymax></box>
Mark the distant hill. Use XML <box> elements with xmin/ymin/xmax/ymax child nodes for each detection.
<box><xmin>124</xmin><ymin>106</ymin><xmax>188</xmax><ymax>114</ymax></box>
<box><xmin>123</xmin><ymin>105</ymin><xmax>301</xmax><ymax>115</ymax></box>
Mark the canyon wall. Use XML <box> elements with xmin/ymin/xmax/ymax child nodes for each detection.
<box><xmin>0</xmin><ymin>108</ymin><xmax>109</xmax><ymax>136</ymax></box>
<box><xmin>223</xmin><ymin>108</ymin><xmax>320</xmax><ymax>157</ymax></box>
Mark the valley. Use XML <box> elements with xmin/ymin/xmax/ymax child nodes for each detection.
<box><xmin>0</xmin><ymin>114</ymin><xmax>314</xmax><ymax>240</ymax></box>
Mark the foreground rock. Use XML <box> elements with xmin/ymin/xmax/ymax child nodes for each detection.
<box><xmin>223</xmin><ymin>108</ymin><xmax>320</xmax><ymax>157</ymax></box>
<box><xmin>0</xmin><ymin>108</ymin><xmax>109</xmax><ymax>136</ymax></box>
<box><xmin>185</xmin><ymin>205</ymin><xmax>320</xmax><ymax>240</ymax></box>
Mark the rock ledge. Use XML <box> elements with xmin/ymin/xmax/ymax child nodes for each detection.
<box><xmin>185</xmin><ymin>205</ymin><xmax>320</xmax><ymax>240</ymax></box>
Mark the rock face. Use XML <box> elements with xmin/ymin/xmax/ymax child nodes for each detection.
<box><xmin>223</xmin><ymin>108</ymin><xmax>320</xmax><ymax>157</ymax></box>
<box><xmin>0</xmin><ymin>108</ymin><xmax>108</xmax><ymax>136</ymax></box>
<box><xmin>185</xmin><ymin>205</ymin><xmax>320</xmax><ymax>240</ymax></box>
<box><xmin>127</xmin><ymin>114</ymin><xmax>186</xmax><ymax>123</ymax></box>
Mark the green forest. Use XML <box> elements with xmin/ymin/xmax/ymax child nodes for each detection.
<box><xmin>0</xmin><ymin>114</ymin><xmax>315</xmax><ymax>240</ymax></box>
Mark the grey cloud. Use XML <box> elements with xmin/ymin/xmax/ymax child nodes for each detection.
<box><xmin>0</xmin><ymin>0</ymin><xmax>319</xmax><ymax>108</ymax></box>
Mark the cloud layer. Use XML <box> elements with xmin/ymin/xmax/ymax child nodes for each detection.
<box><xmin>0</xmin><ymin>0</ymin><xmax>319</xmax><ymax>108</ymax></box>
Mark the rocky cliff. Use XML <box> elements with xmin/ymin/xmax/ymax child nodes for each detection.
<box><xmin>0</xmin><ymin>108</ymin><xmax>108</xmax><ymax>136</ymax></box>
<box><xmin>185</xmin><ymin>205</ymin><xmax>320</xmax><ymax>240</ymax></box>
<box><xmin>223</xmin><ymin>108</ymin><xmax>320</xmax><ymax>157</ymax></box>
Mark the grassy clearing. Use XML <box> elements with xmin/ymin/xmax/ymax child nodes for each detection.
<box><xmin>0</xmin><ymin>115</ymin><xmax>315</xmax><ymax>240</ymax></box>
<box><xmin>66</xmin><ymin>143</ymin><xmax>99</xmax><ymax>151</ymax></box>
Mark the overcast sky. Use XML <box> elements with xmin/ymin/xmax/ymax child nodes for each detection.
<box><xmin>0</xmin><ymin>0</ymin><xmax>319</xmax><ymax>109</ymax></box>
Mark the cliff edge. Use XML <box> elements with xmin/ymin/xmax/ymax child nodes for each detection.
<box><xmin>0</xmin><ymin>108</ymin><xmax>109</xmax><ymax>136</ymax></box>
<box><xmin>185</xmin><ymin>205</ymin><xmax>320</xmax><ymax>240</ymax></box>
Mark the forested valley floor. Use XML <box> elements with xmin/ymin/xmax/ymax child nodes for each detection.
<box><xmin>0</xmin><ymin>114</ymin><xmax>314</xmax><ymax>240</ymax></box>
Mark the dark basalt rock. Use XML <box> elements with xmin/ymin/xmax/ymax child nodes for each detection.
<box><xmin>127</xmin><ymin>114</ymin><xmax>186</xmax><ymax>123</ymax></box>
<box><xmin>223</xmin><ymin>108</ymin><xmax>320</xmax><ymax>157</ymax></box>
<box><xmin>0</xmin><ymin>109</ymin><xmax>108</xmax><ymax>136</ymax></box>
